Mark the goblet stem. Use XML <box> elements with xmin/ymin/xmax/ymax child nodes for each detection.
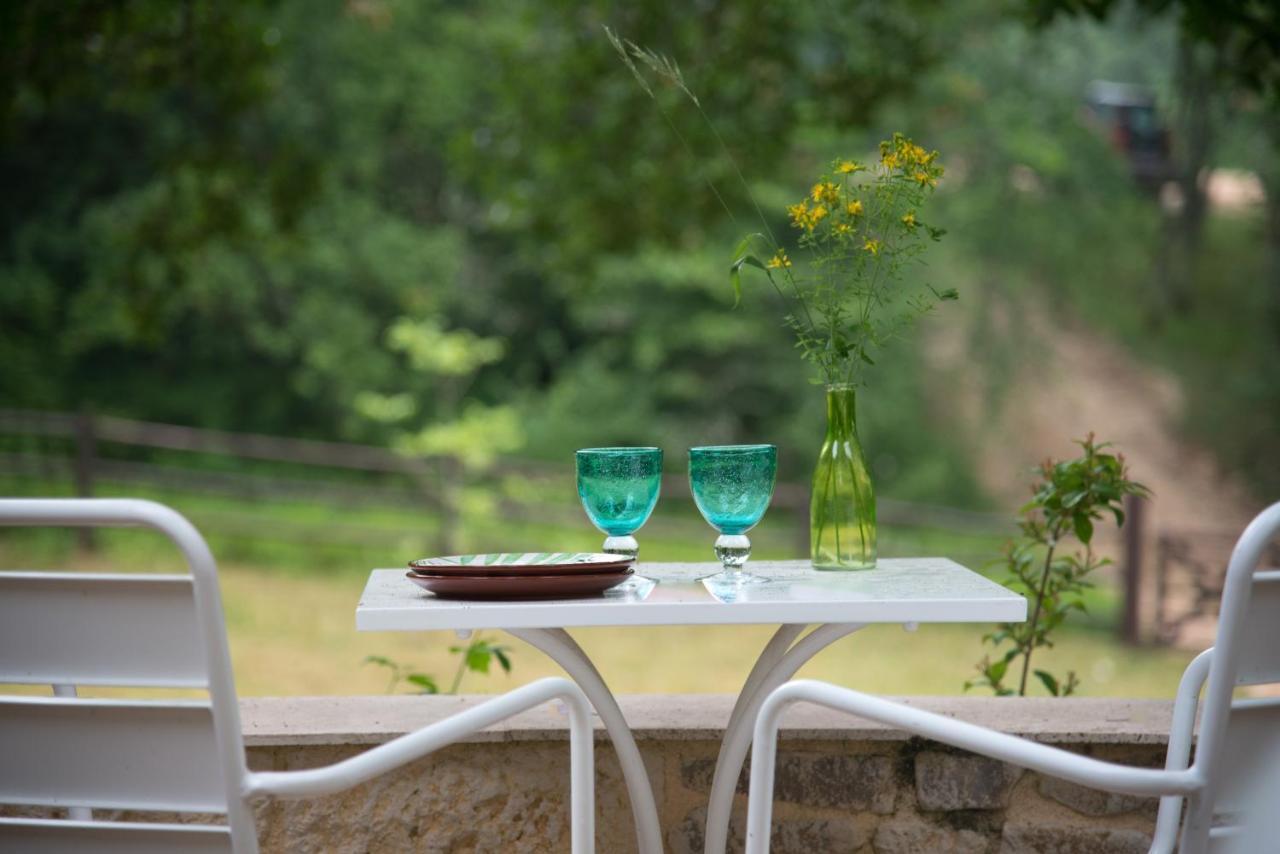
<box><xmin>714</xmin><ymin>534</ymin><xmax>750</xmax><ymax>574</ymax></box>
<box><xmin>701</xmin><ymin>533</ymin><xmax>767</xmax><ymax>596</ymax></box>
<box><xmin>602</xmin><ymin>534</ymin><xmax>639</xmax><ymax>559</ymax></box>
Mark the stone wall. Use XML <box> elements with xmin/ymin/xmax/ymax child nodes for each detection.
<box><xmin>239</xmin><ymin>694</ymin><xmax>1173</xmax><ymax>853</ymax></box>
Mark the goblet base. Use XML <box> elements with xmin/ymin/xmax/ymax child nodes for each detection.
<box><xmin>700</xmin><ymin>566</ymin><xmax>768</xmax><ymax>603</ymax></box>
<box><xmin>602</xmin><ymin>534</ymin><xmax>639</xmax><ymax>559</ymax></box>
<box><xmin>701</xmin><ymin>567</ymin><xmax>769</xmax><ymax>586</ymax></box>
<box><xmin>699</xmin><ymin>533</ymin><xmax>769</xmax><ymax>590</ymax></box>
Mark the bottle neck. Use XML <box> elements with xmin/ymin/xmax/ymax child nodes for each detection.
<box><xmin>824</xmin><ymin>384</ymin><xmax>858</xmax><ymax>440</ymax></box>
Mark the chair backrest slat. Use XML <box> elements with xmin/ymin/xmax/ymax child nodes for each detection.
<box><xmin>0</xmin><ymin>696</ymin><xmax>227</xmax><ymax>812</ymax></box>
<box><xmin>0</xmin><ymin>818</ymin><xmax>233</xmax><ymax>853</ymax></box>
<box><xmin>0</xmin><ymin>573</ymin><xmax>207</xmax><ymax>688</ymax></box>
<box><xmin>1234</xmin><ymin>572</ymin><xmax>1280</xmax><ymax>686</ymax></box>
<box><xmin>1214</xmin><ymin>698</ymin><xmax>1280</xmax><ymax>820</ymax></box>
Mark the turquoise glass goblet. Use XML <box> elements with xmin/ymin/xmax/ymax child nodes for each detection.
<box><xmin>575</xmin><ymin>447</ymin><xmax>663</xmax><ymax>559</ymax></box>
<box><xmin>688</xmin><ymin>444</ymin><xmax>777</xmax><ymax>587</ymax></box>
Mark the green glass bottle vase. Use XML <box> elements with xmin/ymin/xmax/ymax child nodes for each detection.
<box><xmin>810</xmin><ymin>384</ymin><xmax>877</xmax><ymax>569</ymax></box>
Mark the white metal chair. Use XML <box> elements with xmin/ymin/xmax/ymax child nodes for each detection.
<box><xmin>745</xmin><ymin>502</ymin><xmax>1280</xmax><ymax>854</ymax></box>
<box><xmin>0</xmin><ymin>498</ymin><xmax>596</xmax><ymax>853</ymax></box>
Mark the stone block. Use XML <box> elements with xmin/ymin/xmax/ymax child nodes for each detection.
<box><xmin>1037</xmin><ymin>775</ymin><xmax>1151</xmax><ymax>817</ymax></box>
<box><xmin>915</xmin><ymin>751</ymin><xmax>1023</xmax><ymax>811</ymax></box>
<box><xmin>681</xmin><ymin>753</ymin><xmax>895</xmax><ymax>813</ymax></box>
<box><xmin>873</xmin><ymin>816</ymin><xmax>992</xmax><ymax>854</ymax></box>
<box><xmin>1000</xmin><ymin>824</ymin><xmax>1152</xmax><ymax>853</ymax></box>
<box><xmin>670</xmin><ymin>805</ymin><xmax>867</xmax><ymax>854</ymax></box>
<box><xmin>774</xmin><ymin>753</ymin><xmax>897</xmax><ymax>813</ymax></box>
<box><xmin>680</xmin><ymin>756</ymin><xmax>739</xmax><ymax>793</ymax></box>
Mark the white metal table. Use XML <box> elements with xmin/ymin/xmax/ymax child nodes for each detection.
<box><xmin>356</xmin><ymin>559</ymin><xmax>1026</xmax><ymax>854</ymax></box>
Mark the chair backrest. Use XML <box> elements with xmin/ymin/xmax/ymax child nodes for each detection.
<box><xmin>1182</xmin><ymin>502</ymin><xmax>1280</xmax><ymax>852</ymax></box>
<box><xmin>0</xmin><ymin>499</ymin><xmax>255</xmax><ymax>853</ymax></box>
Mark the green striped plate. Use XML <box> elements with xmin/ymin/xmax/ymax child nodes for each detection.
<box><xmin>408</xmin><ymin>552</ymin><xmax>634</xmax><ymax>577</ymax></box>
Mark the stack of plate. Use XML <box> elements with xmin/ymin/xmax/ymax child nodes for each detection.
<box><xmin>406</xmin><ymin>552</ymin><xmax>635</xmax><ymax>600</ymax></box>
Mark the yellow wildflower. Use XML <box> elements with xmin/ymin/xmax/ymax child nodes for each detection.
<box><xmin>913</xmin><ymin>170</ymin><xmax>937</xmax><ymax>187</ymax></box>
<box><xmin>835</xmin><ymin>222</ymin><xmax>853</xmax><ymax>235</ymax></box>
<box><xmin>835</xmin><ymin>160</ymin><xmax>862</xmax><ymax>174</ymax></box>
<box><xmin>863</xmin><ymin>238</ymin><xmax>881</xmax><ymax>256</ymax></box>
<box><xmin>810</xmin><ymin>182</ymin><xmax>839</xmax><ymax>205</ymax></box>
<box><xmin>846</xmin><ymin>200</ymin><xmax>863</xmax><ymax>216</ymax></box>
<box><xmin>787</xmin><ymin>201</ymin><xmax>810</xmax><ymax>229</ymax></box>
<box><xmin>810</xmin><ymin>204</ymin><xmax>829</xmax><ymax>223</ymax></box>
<box><xmin>901</xmin><ymin>211</ymin><xmax>917</xmax><ymax>229</ymax></box>
<box><xmin>766</xmin><ymin>250</ymin><xmax>792</xmax><ymax>269</ymax></box>
<box><xmin>881</xmin><ymin>151</ymin><xmax>899</xmax><ymax>170</ymax></box>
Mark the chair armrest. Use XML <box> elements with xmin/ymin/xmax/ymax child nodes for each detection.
<box><xmin>745</xmin><ymin>680</ymin><xmax>1205</xmax><ymax>854</ymax></box>
<box><xmin>759</xmin><ymin>680</ymin><xmax>1203</xmax><ymax>798</ymax></box>
<box><xmin>243</xmin><ymin>677</ymin><xmax>593</xmax><ymax>799</ymax></box>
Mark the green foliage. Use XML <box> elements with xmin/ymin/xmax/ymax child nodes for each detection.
<box><xmin>447</xmin><ymin>634</ymin><xmax>513</xmax><ymax>694</ymax></box>
<box><xmin>967</xmin><ymin>435</ymin><xmax>1148</xmax><ymax>696</ymax></box>
<box><xmin>2</xmin><ymin>0</ymin><xmax>975</xmax><ymax>505</ymax></box>
<box><xmin>361</xmin><ymin>654</ymin><xmax>440</xmax><ymax>695</ymax></box>
<box><xmin>1026</xmin><ymin>0</ymin><xmax>1280</xmax><ymax>100</ymax></box>
<box><xmin>9</xmin><ymin>0</ymin><xmax>1274</xmax><ymax>510</ymax></box>
<box><xmin>363</xmin><ymin>633</ymin><xmax>513</xmax><ymax>696</ymax></box>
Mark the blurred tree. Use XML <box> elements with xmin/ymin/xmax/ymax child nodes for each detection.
<box><xmin>1027</xmin><ymin>1</ymin><xmax>1280</xmax><ymax>100</ymax></box>
<box><xmin>0</xmin><ymin>0</ymin><xmax>989</xmax><ymax>507</ymax></box>
<box><xmin>1027</xmin><ymin>0</ymin><xmax>1280</xmax><ymax>326</ymax></box>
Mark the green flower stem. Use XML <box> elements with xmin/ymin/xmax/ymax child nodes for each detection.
<box><xmin>1016</xmin><ymin>534</ymin><xmax>1061</xmax><ymax>696</ymax></box>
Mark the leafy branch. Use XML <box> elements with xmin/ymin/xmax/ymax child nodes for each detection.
<box><xmin>967</xmin><ymin>434</ymin><xmax>1149</xmax><ymax>697</ymax></box>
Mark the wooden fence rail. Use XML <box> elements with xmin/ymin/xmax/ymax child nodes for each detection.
<box><xmin>0</xmin><ymin>407</ymin><xmax>1010</xmax><ymax>524</ymax></box>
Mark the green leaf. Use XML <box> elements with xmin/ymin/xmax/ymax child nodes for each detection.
<box><xmin>465</xmin><ymin>644</ymin><xmax>492</xmax><ymax>674</ymax></box>
<box><xmin>1073</xmin><ymin>514</ymin><xmax>1094</xmax><ymax>544</ymax></box>
<box><xmin>728</xmin><ymin>233</ymin><xmax>773</xmax><ymax>307</ymax></box>
<box><xmin>362</xmin><ymin>655</ymin><xmax>394</xmax><ymax>668</ymax></box>
<box><xmin>493</xmin><ymin>647</ymin><xmax>512</xmax><ymax>673</ymax></box>
<box><xmin>729</xmin><ymin>254</ymin><xmax>767</xmax><ymax>308</ymax></box>
<box><xmin>1034</xmin><ymin>670</ymin><xmax>1060</xmax><ymax>696</ymax></box>
<box><xmin>731</xmin><ymin>232</ymin><xmax>769</xmax><ymax>259</ymax></box>
<box><xmin>1061</xmin><ymin>490</ymin><xmax>1086</xmax><ymax>508</ymax></box>
<box><xmin>405</xmin><ymin>673</ymin><xmax>439</xmax><ymax>694</ymax></box>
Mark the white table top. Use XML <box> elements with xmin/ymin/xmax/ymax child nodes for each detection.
<box><xmin>356</xmin><ymin>559</ymin><xmax>1026</xmax><ymax>632</ymax></box>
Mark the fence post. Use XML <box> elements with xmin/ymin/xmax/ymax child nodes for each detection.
<box><xmin>1121</xmin><ymin>493</ymin><xmax>1145</xmax><ymax>645</ymax></box>
<box><xmin>73</xmin><ymin>411</ymin><xmax>97</xmax><ymax>551</ymax></box>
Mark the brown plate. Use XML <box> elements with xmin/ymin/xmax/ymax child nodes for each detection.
<box><xmin>408</xmin><ymin>552</ymin><xmax>634</xmax><ymax>578</ymax></box>
<box><xmin>405</xmin><ymin>568</ymin><xmax>634</xmax><ymax>600</ymax></box>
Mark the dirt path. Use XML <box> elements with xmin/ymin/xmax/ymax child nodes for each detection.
<box><xmin>925</xmin><ymin>293</ymin><xmax>1259</xmax><ymax>534</ymax></box>
<box><xmin>922</xmin><ymin>290</ymin><xmax>1262</xmax><ymax>647</ymax></box>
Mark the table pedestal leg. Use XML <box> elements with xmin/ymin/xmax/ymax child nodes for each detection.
<box><xmin>509</xmin><ymin>627</ymin><xmax>663</xmax><ymax>854</ymax></box>
<box><xmin>704</xmin><ymin>623</ymin><xmax>805</xmax><ymax>837</ymax></box>
<box><xmin>703</xmin><ymin>623</ymin><xmax>867</xmax><ymax>854</ymax></box>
